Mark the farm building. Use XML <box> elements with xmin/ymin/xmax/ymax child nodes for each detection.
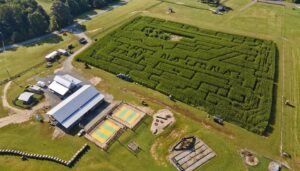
<box><xmin>18</xmin><ymin>92</ymin><xmax>34</xmax><ymax>104</ymax></box>
<box><xmin>48</xmin><ymin>74</ymin><xmax>82</xmax><ymax>97</ymax></box>
<box><xmin>47</xmin><ymin>85</ymin><xmax>105</xmax><ymax>130</ymax></box>
<box><xmin>27</xmin><ymin>85</ymin><xmax>43</xmax><ymax>94</ymax></box>
<box><xmin>45</xmin><ymin>51</ymin><xmax>60</xmax><ymax>61</ymax></box>
<box><xmin>57</xmin><ymin>49</ymin><xmax>69</xmax><ymax>56</ymax></box>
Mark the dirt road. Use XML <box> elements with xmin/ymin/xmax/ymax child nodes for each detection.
<box><xmin>0</xmin><ymin>81</ymin><xmax>49</xmax><ymax>128</ymax></box>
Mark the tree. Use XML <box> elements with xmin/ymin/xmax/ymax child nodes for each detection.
<box><xmin>92</xmin><ymin>0</ymin><xmax>106</xmax><ymax>8</ymax></box>
<box><xmin>50</xmin><ymin>0</ymin><xmax>73</xmax><ymax>31</ymax></box>
<box><xmin>28</xmin><ymin>11</ymin><xmax>49</xmax><ymax>35</ymax></box>
<box><xmin>0</xmin><ymin>0</ymin><xmax>49</xmax><ymax>43</ymax></box>
<box><xmin>65</xmin><ymin>0</ymin><xmax>80</xmax><ymax>16</ymax></box>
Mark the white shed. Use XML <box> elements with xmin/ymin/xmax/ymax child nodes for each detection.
<box><xmin>45</xmin><ymin>51</ymin><xmax>59</xmax><ymax>61</ymax></box>
<box><xmin>18</xmin><ymin>92</ymin><xmax>34</xmax><ymax>103</ymax></box>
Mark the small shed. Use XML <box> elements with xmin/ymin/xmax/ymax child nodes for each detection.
<box><xmin>28</xmin><ymin>85</ymin><xmax>43</xmax><ymax>94</ymax></box>
<box><xmin>45</xmin><ymin>51</ymin><xmax>59</xmax><ymax>61</ymax></box>
<box><xmin>57</xmin><ymin>49</ymin><xmax>69</xmax><ymax>56</ymax></box>
<box><xmin>217</xmin><ymin>5</ymin><xmax>226</xmax><ymax>12</ymax></box>
<box><xmin>37</xmin><ymin>81</ymin><xmax>46</xmax><ymax>88</ymax></box>
<box><xmin>128</xmin><ymin>142</ymin><xmax>140</xmax><ymax>153</ymax></box>
<box><xmin>18</xmin><ymin>92</ymin><xmax>34</xmax><ymax>104</ymax></box>
<box><xmin>268</xmin><ymin>161</ymin><xmax>281</xmax><ymax>171</ymax></box>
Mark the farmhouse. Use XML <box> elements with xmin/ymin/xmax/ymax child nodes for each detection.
<box><xmin>18</xmin><ymin>92</ymin><xmax>34</xmax><ymax>104</ymax></box>
<box><xmin>47</xmin><ymin>85</ymin><xmax>105</xmax><ymax>130</ymax></box>
<box><xmin>48</xmin><ymin>74</ymin><xmax>82</xmax><ymax>97</ymax></box>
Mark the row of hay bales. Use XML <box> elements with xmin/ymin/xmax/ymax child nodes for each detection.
<box><xmin>0</xmin><ymin>144</ymin><xmax>89</xmax><ymax>167</ymax></box>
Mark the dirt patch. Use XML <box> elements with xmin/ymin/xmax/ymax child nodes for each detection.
<box><xmin>52</xmin><ymin>127</ymin><xmax>65</xmax><ymax>140</ymax></box>
<box><xmin>136</xmin><ymin>106</ymin><xmax>154</xmax><ymax>115</ymax></box>
<box><xmin>103</xmin><ymin>93</ymin><xmax>114</xmax><ymax>103</ymax></box>
<box><xmin>150</xmin><ymin>127</ymin><xmax>187</xmax><ymax>166</ymax></box>
<box><xmin>90</xmin><ymin>77</ymin><xmax>102</xmax><ymax>86</ymax></box>
<box><xmin>130</xmin><ymin>10</ymin><xmax>149</xmax><ymax>14</ymax></box>
<box><xmin>151</xmin><ymin>109</ymin><xmax>175</xmax><ymax>135</ymax></box>
<box><xmin>170</xmin><ymin>35</ymin><xmax>183</xmax><ymax>42</ymax></box>
<box><xmin>176</xmin><ymin>2</ymin><xmax>184</xmax><ymax>5</ymax></box>
<box><xmin>86</xmin><ymin>28</ymin><xmax>102</xmax><ymax>33</ymax></box>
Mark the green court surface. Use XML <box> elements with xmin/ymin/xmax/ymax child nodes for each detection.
<box><xmin>91</xmin><ymin>120</ymin><xmax>120</xmax><ymax>144</ymax></box>
<box><xmin>113</xmin><ymin>105</ymin><xmax>142</xmax><ymax>126</ymax></box>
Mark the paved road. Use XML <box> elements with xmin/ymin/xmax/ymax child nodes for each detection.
<box><xmin>61</xmin><ymin>29</ymin><xmax>93</xmax><ymax>73</ymax></box>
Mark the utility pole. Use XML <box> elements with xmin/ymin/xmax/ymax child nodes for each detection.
<box><xmin>0</xmin><ymin>32</ymin><xmax>5</xmax><ymax>52</ymax></box>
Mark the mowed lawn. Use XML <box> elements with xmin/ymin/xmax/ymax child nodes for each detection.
<box><xmin>0</xmin><ymin>34</ymin><xmax>78</xmax><ymax>82</ymax></box>
<box><xmin>0</xmin><ymin>0</ymin><xmax>299</xmax><ymax>170</ymax></box>
<box><xmin>82</xmin><ymin>0</ymin><xmax>162</xmax><ymax>38</ymax></box>
<box><xmin>0</xmin><ymin>115</ymin><xmax>246</xmax><ymax>171</ymax></box>
<box><xmin>36</xmin><ymin>0</ymin><xmax>53</xmax><ymax>13</ymax></box>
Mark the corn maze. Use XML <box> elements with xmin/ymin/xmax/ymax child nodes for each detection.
<box><xmin>77</xmin><ymin>16</ymin><xmax>277</xmax><ymax>134</ymax></box>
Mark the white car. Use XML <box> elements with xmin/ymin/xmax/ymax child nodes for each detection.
<box><xmin>77</xmin><ymin>129</ymin><xmax>85</xmax><ymax>137</ymax></box>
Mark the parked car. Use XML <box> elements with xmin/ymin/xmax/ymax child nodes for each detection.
<box><xmin>46</xmin><ymin>62</ymin><xmax>53</xmax><ymax>68</ymax></box>
<box><xmin>79</xmin><ymin>38</ymin><xmax>88</xmax><ymax>44</ymax></box>
<box><xmin>77</xmin><ymin>129</ymin><xmax>85</xmax><ymax>137</ymax></box>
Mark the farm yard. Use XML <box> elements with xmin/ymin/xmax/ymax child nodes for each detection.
<box><xmin>77</xmin><ymin>16</ymin><xmax>276</xmax><ymax>134</ymax></box>
<box><xmin>0</xmin><ymin>0</ymin><xmax>300</xmax><ymax>170</ymax></box>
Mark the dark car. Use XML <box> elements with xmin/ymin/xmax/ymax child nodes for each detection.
<box><xmin>79</xmin><ymin>38</ymin><xmax>88</xmax><ymax>44</ymax></box>
<box><xmin>116</xmin><ymin>73</ymin><xmax>133</xmax><ymax>82</ymax></box>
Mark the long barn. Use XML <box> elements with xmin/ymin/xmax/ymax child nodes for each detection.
<box><xmin>47</xmin><ymin>85</ymin><xmax>105</xmax><ymax>131</ymax></box>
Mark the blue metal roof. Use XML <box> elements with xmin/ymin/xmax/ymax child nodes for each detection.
<box><xmin>47</xmin><ymin>85</ymin><xmax>104</xmax><ymax>129</ymax></box>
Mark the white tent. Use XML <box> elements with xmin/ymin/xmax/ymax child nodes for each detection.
<box><xmin>45</xmin><ymin>51</ymin><xmax>59</xmax><ymax>61</ymax></box>
<box><xmin>18</xmin><ymin>92</ymin><xmax>34</xmax><ymax>102</ymax></box>
<box><xmin>48</xmin><ymin>81</ymin><xmax>69</xmax><ymax>96</ymax></box>
<box><xmin>57</xmin><ymin>49</ymin><xmax>68</xmax><ymax>55</ymax></box>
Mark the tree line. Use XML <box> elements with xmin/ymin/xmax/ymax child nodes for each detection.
<box><xmin>0</xmin><ymin>0</ymin><xmax>120</xmax><ymax>44</ymax></box>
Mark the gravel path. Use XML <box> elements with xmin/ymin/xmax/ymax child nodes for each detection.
<box><xmin>0</xmin><ymin>81</ymin><xmax>49</xmax><ymax>128</ymax></box>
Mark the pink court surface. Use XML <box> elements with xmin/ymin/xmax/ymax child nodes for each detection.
<box><xmin>111</xmin><ymin>104</ymin><xmax>146</xmax><ymax>129</ymax></box>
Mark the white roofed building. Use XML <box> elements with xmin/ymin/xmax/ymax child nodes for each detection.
<box><xmin>62</xmin><ymin>74</ymin><xmax>82</xmax><ymax>85</ymax></box>
<box><xmin>18</xmin><ymin>92</ymin><xmax>34</xmax><ymax>104</ymax></box>
<box><xmin>57</xmin><ymin>49</ymin><xmax>68</xmax><ymax>55</ymax></box>
<box><xmin>47</xmin><ymin>85</ymin><xmax>105</xmax><ymax>130</ymax></box>
<box><xmin>45</xmin><ymin>51</ymin><xmax>59</xmax><ymax>61</ymax></box>
<box><xmin>48</xmin><ymin>75</ymin><xmax>82</xmax><ymax>97</ymax></box>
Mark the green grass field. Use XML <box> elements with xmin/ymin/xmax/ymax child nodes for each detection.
<box><xmin>0</xmin><ymin>0</ymin><xmax>300</xmax><ymax>170</ymax></box>
<box><xmin>0</xmin><ymin>34</ymin><xmax>78</xmax><ymax>82</ymax></box>
<box><xmin>36</xmin><ymin>0</ymin><xmax>53</xmax><ymax>13</ymax></box>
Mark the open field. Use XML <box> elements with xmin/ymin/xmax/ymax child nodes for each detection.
<box><xmin>0</xmin><ymin>113</ymin><xmax>247</xmax><ymax>171</ymax></box>
<box><xmin>82</xmin><ymin>0</ymin><xmax>162</xmax><ymax>38</ymax></box>
<box><xmin>36</xmin><ymin>0</ymin><xmax>53</xmax><ymax>13</ymax></box>
<box><xmin>77</xmin><ymin>16</ymin><xmax>276</xmax><ymax>134</ymax></box>
<box><xmin>0</xmin><ymin>0</ymin><xmax>299</xmax><ymax>170</ymax></box>
<box><xmin>0</xmin><ymin>34</ymin><xmax>79</xmax><ymax>82</ymax></box>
